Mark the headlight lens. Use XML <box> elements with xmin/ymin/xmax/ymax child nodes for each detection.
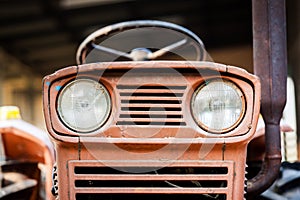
<box><xmin>191</xmin><ymin>79</ymin><xmax>245</xmax><ymax>133</ymax></box>
<box><xmin>57</xmin><ymin>79</ymin><xmax>111</xmax><ymax>133</ymax></box>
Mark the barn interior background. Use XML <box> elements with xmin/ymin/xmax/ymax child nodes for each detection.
<box><xmin>0</xmin><ymin>0</ymin><xmax>299</xmax><ymax>158</ymax></box>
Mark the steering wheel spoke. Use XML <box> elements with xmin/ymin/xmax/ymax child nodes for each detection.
<box><xmin>147</xmin><ymin>38</ymin><xmax>188</xmax><ymax>60</ymax></box>
<box><xmin>91</xmin><ymin>43</ymin><xmax>133</xmax><ymax>60</ymax></box>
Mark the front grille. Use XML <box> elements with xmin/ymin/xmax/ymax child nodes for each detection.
<box><xmin>69</xmin><ymin>161</ymin><xmax>234</xmax><ymax>200</ymax></box>
<box><xmin>116</xmin><ymin>85</ymin><xmax>186</xmax><ymax>126</ymax></box>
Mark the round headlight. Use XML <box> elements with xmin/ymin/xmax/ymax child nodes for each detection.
<box><xmin>57</xmin><ymin>79</ymin><xmax>111</xmax><ymax>133</ymax></box>
<box><xmin>191</xmin><ymin>79</ymin><xmax>245</xmax><ymax>133</ymax></box>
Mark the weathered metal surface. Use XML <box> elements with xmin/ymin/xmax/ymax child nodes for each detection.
<box><xmin>247</xmin><ymin>0</ymin><xmax>287</xmax><ymax>197</ymax></box>
<box><xmin>0</xmin><ymin>121</ymin><xmax>55</xmax><ymax>200</ymax></box>
<box><xmin>43</xmin><ymin>61</ymin><xmax>261</xmax><ymax>199</ymax></box>
<box><xmin>68</xmin><ymin>160</ymin><xmax>235</xmax><ymax>198</ymax></box>
<box><xmin>43</xmin><ymin>61</ymin><xmax>259</xmax><ymax>140</ymax></box>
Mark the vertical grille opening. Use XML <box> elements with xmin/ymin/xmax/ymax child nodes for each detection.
<box><xmin>117</xmin><ymin>85</ymin><xmax>186</xmax><ymax>126</ymax></box>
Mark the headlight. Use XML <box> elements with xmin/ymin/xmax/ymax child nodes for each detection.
<box><xmin>191</xmin><ymin>79</ymin><xmax>245</xmax><ymax>133</ymax></box>
<box><xmin>57</xmin><ymin>79</ymin><xmax>111</xmax><ymax>133</ymax></box>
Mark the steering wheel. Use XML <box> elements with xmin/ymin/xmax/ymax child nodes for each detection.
<box><xmin>76</xmin><ymin>20</ymin><xmax>206</xmax><ymax>64</ymax></box>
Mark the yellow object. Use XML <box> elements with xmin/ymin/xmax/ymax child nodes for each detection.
<box><xmin>0</xmin><ymin>106</ymin><xmax>21</xmax><ymax>120</ymax></box>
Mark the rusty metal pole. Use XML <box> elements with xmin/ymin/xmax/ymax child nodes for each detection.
<box><xmin>247</xmin><ymin>0</ymin><xmax>287</xmax><ymax>197</ymax></box>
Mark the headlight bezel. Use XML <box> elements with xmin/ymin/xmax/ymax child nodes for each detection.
<box><xmin>191</xmin><ymin>78</ymin><xmax>246</xmax><ymax>134</ymax></box>
<box><xmin>56</xmin><ymin>78</ymin><xmax>112</xmax><ymax>134</ymax></box>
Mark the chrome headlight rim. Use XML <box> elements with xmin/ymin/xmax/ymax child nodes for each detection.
<box><xmin>191</xmin><ymin>79</ymin><xmax>246</xmax><ymax>134</ymax></box>
<box><xmin>56</xmin><ymin>78</ymin><xmax>111</xmax><ymax>133</ymax></box>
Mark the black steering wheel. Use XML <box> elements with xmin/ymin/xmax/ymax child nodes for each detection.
<box><xmin>76</xmin><ymin>20</ymin><xmax>206</xmax><ymax>64</ymax></box>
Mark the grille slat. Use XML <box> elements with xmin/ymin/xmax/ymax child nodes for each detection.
<box><xmin>121</xmin><ymin>104</ymin><xmax>182</xmax><ymax>109</ymax></box>
<box><xmin>117</xmin><ymin>85</ymin><xmax>186</xmax><ymax>90</ymax></box>
<box><xmin>120</xmin><ymin>90</ymin><xmax>185</xmax><ymax>95</ymax></box>
<box><xmin>121</xmin><ymin>99</ymin><xmax>182</xmax><ymax>104</ymax></box>
<box><xmin>118</xmin><ymin>118</ymin><xmax>184</xmax><ymax>123</ymax></box>
<box><xmin>74</xmin><ymin>174</ymin><xmax>229</xmax><ymax>181</ymax></box>
<box><xmin>120</xmin><ymin>111</ymin><xmax>183</xmax><ymax>115</ymax></box>
<box><xmin>74</xmin><ymin>187</ymin><xmax>228</xmax><ymax>194</ymax></box>
<box><xmin>117</xmin><ymin>85</ymin><xmax>186</xmax><ymax>126</ymax></box>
